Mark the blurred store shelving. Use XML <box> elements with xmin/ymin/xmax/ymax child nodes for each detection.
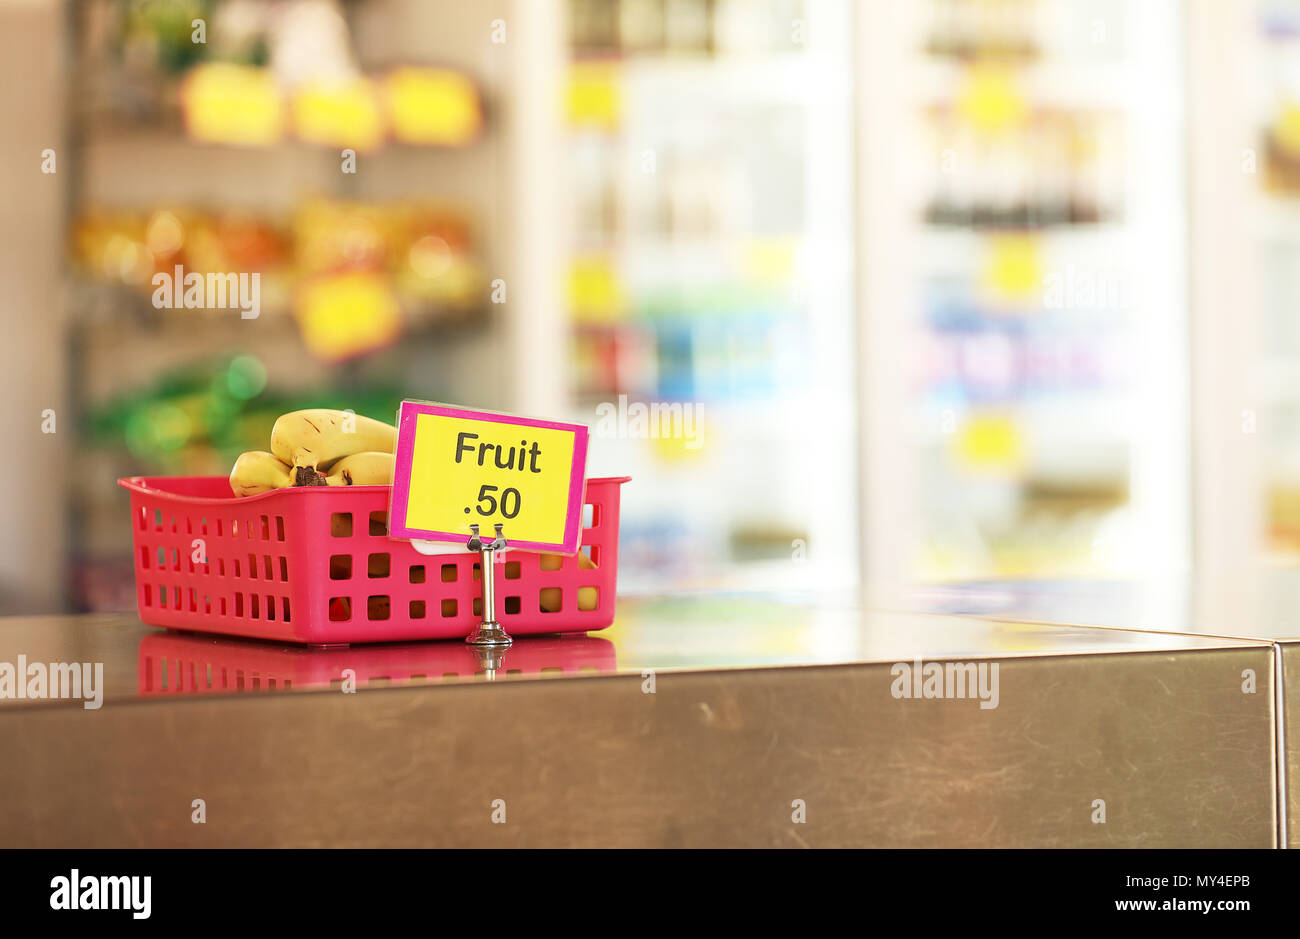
<box><xmin>64</xmin><ymin>0</ymin><xmax>507</xmax><ymax>611</ymax></box>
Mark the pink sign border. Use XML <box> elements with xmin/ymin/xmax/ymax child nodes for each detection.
<box><xmin>388</xmin><ymin>400</ymin><xmax>590</xmax><ymax>554</ymax></box>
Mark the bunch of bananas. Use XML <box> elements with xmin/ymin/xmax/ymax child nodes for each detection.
<box><xmin>229</xmin><ymin>409</ymin><xmax>397</xmax><ymax>497</ymax></box>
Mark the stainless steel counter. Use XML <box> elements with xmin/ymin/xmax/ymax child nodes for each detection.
<box><xmin>0</xmin><ymin>598</ymin><xmax>1280</xmax><ymax>847</ymax></box>
<box><xmin>911</xmin><ymin>573</ymin><xmax>1300</xmax><ymax>846</ymax></box>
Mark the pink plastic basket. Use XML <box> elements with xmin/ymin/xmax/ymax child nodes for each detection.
<box><xmin>118</xmin><ymin>475</ymin><xmax>630</xmax><ymax>645</ymax></box>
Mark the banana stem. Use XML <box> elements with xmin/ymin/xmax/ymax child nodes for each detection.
<box><xmin>293</xmin><ymin>466</ymin><xmax>328</xmax><ymax>487</ymax></box>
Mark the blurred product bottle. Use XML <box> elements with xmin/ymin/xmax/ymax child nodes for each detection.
<box><xmin>713</xmin><ymin>0</ymin><xmax>803</xmax><ymax>56</ymax></box>
<box><xmin>571</xmin><ymin>0</ymin><xmax>621</xmax><ymax>56</ymax></box>
<box><xmin>664</xmin><ymin>0</ymin><xmax>714</xmax><ymax>54</ymax></box>
<box><xmin>1031</xmin><ymin>112</ymin><xmax>1071</xmax><ymax>227</ymax></box>
<box><xmin>620</xmin><ymin>0</ymin><xmax>666</xmax><ymax>54</ymax></box>
<box><xmin>655</xmin><ymin>320</ymin><xmax>696</xmax><ymax>400</ymax></box>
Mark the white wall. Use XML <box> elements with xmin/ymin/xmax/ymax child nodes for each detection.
<box><xmin>0</xmin><ymin>0</ymin><xmax>68</xmax><ymax>611</ymax></box>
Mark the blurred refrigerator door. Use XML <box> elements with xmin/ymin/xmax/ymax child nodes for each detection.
<box><xmin>857</xmin><ymin>0</ymin><xmax>1191</xmax><ymax>596</ymax></box>
<box><xmin>560</xmin><ymin>0</ymin><xmax>859</xmax><ymax>596</ymax></box>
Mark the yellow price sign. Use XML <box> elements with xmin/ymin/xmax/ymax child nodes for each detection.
<box><xmin>180</xmin><ymin>63</ymin><xmax>285</xmax><ymax>147</ymax></box>
<box><xmin>385</xmin><ymin>67</ymin><xmax>484</xmax><ymax>146</ymax></box>
<box><xmin>295</xmin><ymin>271</ymin><xmax>403</xmax><ymax>362</ymax></box>
<box><xmin>388</xmin><ymin>402</ymin><xmax>590</xmax><ymax>553</ymax></box>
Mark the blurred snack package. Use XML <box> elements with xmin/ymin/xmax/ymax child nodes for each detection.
<box><xmin>72</xmin><ymin>199</ymin><xmax>484</xmax><ymax>341</ymax></box>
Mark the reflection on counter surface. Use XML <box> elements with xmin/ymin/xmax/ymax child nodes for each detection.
<box><xmin>0</xmin><ymin>596</ymin><xmax>1272</xmax><ymax>709</ymax></box>
<box><xmin>138</xmin><ymin>631</ymin><xmax>618</xmax><ymax>696</ymax></box>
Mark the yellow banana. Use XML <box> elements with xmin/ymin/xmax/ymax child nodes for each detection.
<box><xmin>229</xmin><ymin>450</ymin><xmax>293</xmax><ymax>497</ymax></box>
<box><xmin>270</xmin><ymin>409</ymin><xmax>397</xmax><ymax>473</ymax></box>
<box><xmin>324</xmin><ymin>451</ymin><xmax>395</xmax><ymax>487</ymax></box>
<box><xmin>539</xmin><ymin>552</ymin><xmax>599</xmax><ymax>612</ymax></box>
